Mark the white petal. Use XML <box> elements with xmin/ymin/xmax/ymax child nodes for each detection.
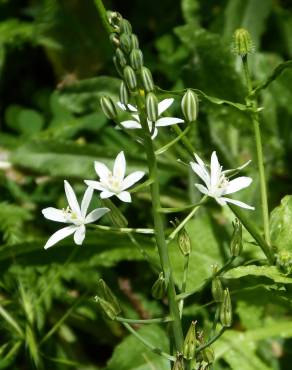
<box><xmin>194</xmin><ymin>183</ymin><xmax>209</xmax><ymax>195</ymax></box>
<box><xmin>44</xmin><ymin>225</ymin><xmax>77</xmax><ymax>249</ymax></box>
<box><xmin>81</xmin><ymin>186</ymin><xmax>94</xmax><ymax>217</ymax></box>
<box><xmin>210</xmin><ymin>151</ymin><xmax>221</xmax><ymax>188</ymax></box>
<box><xmin>117</xmin><ymin>102</ymin><xmax>127</xmax><ymax>111</ymax></box>
<box><xmin>194</xmin><ymin>153</ymin><xmax>206</xmax><ymax>168</ymax></box>
<box><xmin>155</xmin><ymin>117</ymin><xmax>184</xmax><ymax>127</ymax></box>
<box><xmin>158</xmin><ymin>98</ymin><xmax>174</xmax><ymax>115</ymax></box>
<box><xmin>216</xmin><ymin>197</ymin><xmax>227</xmax><ymax>206</ymax></box>
<box><xmin>42</xmin><ymin>207</ymin><xmax>67</xmax><ymax>223</ymax></box>
<box><xmin>127</xmin><ymin>103</ymin><xmax>138</xmax><ymax>112</ymax></box>
<box><xmin>74</xmin><ymin>225</ymin><xmax>86</xmax><ymax>245</ymax></box>
<box><xmin>132</xmin><ymin>114</ymin><xmax>140</xmax><ymax>121</ymax></box>
<box><xmin>84</xmin><ymin>180</ymin><xmax>106</xmax><ymax>191</ymax></box>
<box><xmin>120</xmin><ymin>120</ymin><xmax>142</xmax><ymax>129</ymax></box>
<box><xmin>113</xmin><ymin>151</ymin><xmax>126</xmax><ymax>181</ymax></box>
<box><xmin>94</xmin><ymin>161</ymin><xmax>111</xmax><ymax>181</ymax></box>
<box><xmin>224</xmin><ymin>177</ymin><xmax>253</xmax><ymax>195</ymax></box>
<box><xmin>64</xmin><ymin>180</ymin><xmax>81</xmax><ymax>217</ymax></box>
<box><xmin>85</xmin><ymin>208</ymin><xmax>110</xmax><ymax>223</ymax></box>
<box><xmin>122</xmin><ymin>171</ymin><xmax>145</xmax><ymax>190</ymax></box>
<box><xmin>100</xmin><ymin>190</ymin><xmax>115</xmax><ymax>199</ymax></box>
<box><xmin>117</xmin><ymin>191</ymin><xmax>131</xmax><ymax>202</ymax></box>
<box><xmin>190</xmin><ymin>162</ymin><xmax>210</xmax><ymax>187</ymax></box>
<box><xmin>220</xmin><ymin>197</ymin><xmax>255</xmax><ymax>210</ymax></box>
<box><xmin>151</xmin><ymin>127</ymin><xmax>158</xmax><ymax>140</ymax></box>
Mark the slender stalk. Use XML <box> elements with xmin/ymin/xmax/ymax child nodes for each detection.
<box><xmin>179</xmin><ymin>254</ymin><xmax>190</xmax><ymax>317</ymax></box>
<box><xmin>116</xmin><ymin>316</ymin><xmax>172</xmax><ymax>324</ymax></box>
<box><xmin>94</xmin><ymin>0</ymin><xmax>112</xmax><ymax>35</ymax></box>
<box><xmin>242</xmin><ymin>55</ymin><xmax>271</xmax><ymax>246</ymax></box>
<box><xmin>155</xmin><ymin>126</ymin><xmax>191</xmax><ymax>155</ymax></box>
<box><xmin>88</xmin><ymin>224</ymin><xmax>154</xmax><ymax>234</ymax></box>
<box><xmin>196</xmin><ymin>327</ymin><xmax>226</xmax><ymax>353</ymax></box>
<box><xmin>171</xmin><ymin>125</ymin><xmax>195</xmax><ymax>156</ymax></box>
<box><xmin>159</xmin><ymin>201</ymin><xmax>203</xmax><ymax>214</ymax></box>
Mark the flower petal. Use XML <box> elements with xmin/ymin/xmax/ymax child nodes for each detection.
<box><xmin>94</xmin><ymin>161</ymin><xmax>111</xmax><ymax>181</ymax></box>
<box><xmin>117</xmin><ymin>102</ymin><xmax>127</xmax><ymax>111</ymax></box>
<box><xmin>190</xmin><ymin>162</ymin><xmax>210</xmax><ymax>187</ymax></box>
<box><xmin>85</xmin><ymin>207</ymin><xmax>110</xmax><ymax>223</ymax></box>
<box><xmin>117</xmin><ymin>191</ymin><xmax>131</xmax><ymax>202</ymax></box>
<box><xmin>42</xmin><ymin>207</ymin><xmax>67</xmax><ymax>223</ymax></box>
<box><xmin>74</xmin><ymin>225</ymin><xmax>86</xmax><ymax>245</ymax></box>
<box><xmin>44</xmin><ymin>225</ymin><xmax>77</xmax><ymax>249</ymax></box>
<box><xmin>220</xmin><ymin>197</ymin><xmax>255</xmax><ymax>210</ymax></box>
<box><xmin>84</xmin><ymin>180</ymin><xmax>106</xmax><ymax>191</ymax></box>
<box><xmin>210</xmin><ymin>151</ymin><xmax>221</xmax><ymax>188</ymax></box>
<box><xmin>224</xmin><ymin>177</ymin><xmax>253</xmax><ymax>195</ymax></box>
<box><xmin>194</xmin><ymin>183</ymin><xmax>209</xmax><ymax>195</ymax></box>
<box><xmin>158</xmin><ymin>98</ymin><xmax>174</xmax><ymax>115</ymax></box>
<box><xmin>100</xmin><ymin>190</ymin><xmax>115</xmax><ymax>199</ymax></box>
<box><xmin>120</xmin><ymin>120</ymin><xmax>142</xmax><ymax>129</ymax></box>
<box><xmin>155</xmin><ymin>117</ymin><xmax>184</xmax><ymax>127</ymax></box>
<box><xmin>113</xmin><ymin>151</ymin><xmax>126</xmax><ymax>181</ymax></box>
<box><xmin>127</xmin><ymin>103</ymin><xmax>138</xmax><ymax>112</ymax></box>
<box><xmin>64</xmin><ymin>180</ymin><xmax>81</xmax><ymax>217</ymax></box>
<box><xmin>151</xmin><ymin>127</ymin><xmax>158</xmax><ymax>140</ymax></box>
<box><xmin>122</xmin><ymin>171</ymin><xmax>145</xmax><ymax>190</ymax></box>
<box><xmin>194</xmin><ymin>153</ymin><xmax>206</xmax><ymax>169</ymax></box>
<box><xmin>81</xmin><ymin>186</ymin><xmax>94</xmax><ymax>217</ymax></box>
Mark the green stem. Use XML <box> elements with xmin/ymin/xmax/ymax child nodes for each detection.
<box><xmin>242</xmin><ymin>55</ymin><xmax>271</xmax><ymax>246</ymax></box>
<box><xmin>155</xmin><ymin>125</ymin><xmax>191</xmax><ymax>155</ymax></box>
<box><xmin>158</xmin><ymin>202</ymin><xmax>203</xmax><ymax>214</ymax></box>
<box><xmin>88</xmin><ymin>224</ymin><xmax>154</xmax><ymax>234</ymax></box>
<box><xmin>116</xmin><ymin>316</ymin><xmax>172</xmax><ymax>324</ymax></box>
<box><xmin>171</xmin><ymin>124</ymin><xmax>195</xmax><ymax>157</ymax></box>
<box><xmin>94</xmin><ymin>0</ymin><xmax>113</xmax><ymax>35</ymax></box>
<box><xmin>179</xmin><ymin>254</ymin><xmax>190</xmax><ymax>317</ymax></box>
<box><xmin>122</xmin><ymin>322</ymin><xmax>176</xmax><ymax>362</ymax></box>
<box><xmin>196</xmin><ymin>327</ymin><xmax>226</xmax><ymax>353</ymax></box>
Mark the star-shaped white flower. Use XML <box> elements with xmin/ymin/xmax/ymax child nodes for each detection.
<box><xmin>84</xmin><ymin>151</ymin><xmax>144</xmax><ymax>203</ymax></box>
<box><xmin>42</xmin><ymin>181</ymin><xmax>109</xmax><ymax>249</ymax></box>
<box><xmin>190</xmin><ymin>151</ymin><xmax>254</xmax><ymax>210</ymax></box>
<box><xmin>118</xmin><ymin>98</ymin><xmax>184</xmax><ymax>139</ymax></box>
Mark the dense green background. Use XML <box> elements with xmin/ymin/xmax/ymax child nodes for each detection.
<box><xmin>1</xmin><ymin>0</ymin><xmax>292</xmax><ymax>369</ymax></box>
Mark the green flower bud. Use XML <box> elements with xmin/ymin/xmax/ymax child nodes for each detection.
<box><xmin>123</xmin><ymin>66</ymin><xmax>137</xmax><ymax>91</ymax></box>
<box><xmin>232</xmin><ymin>28</ymin><xmax>254</xmax><ymax>57</ymax></box>
<box><xmin>119</xmin><ymin>81</ymin><xmax>129</xmax><ymax>106</ymax></box>
<box><xmin>107</xmin><ymin>11</ymin><xmax>122</xmax><ymax>31</ymax></box>
<box><xmin>116</xmin><ymin>48</ymin><xmax>127</xmax><ymax>68</ymax></box>
<box><xmin>151</xmin><ymin>272</ymin><xmax>166</xmax><ymax>299</ymax></box>
<box><xmin>97</xmin><ymin>279</ymin><xmax>121</xmax><ymax>316</ymax></box>
<box><xmin>230</xmin><ymin>219</ymin><xmax>243</xmax><ymax>257</ymax></box>
<box><xmin>181</xmin><ymin>89</ymin><xmax>198</xmax><ymax>122</ymax></box>
<box><xmin>276</xmin><ymin>249</ymin><xmax>292</xmax><ymax>275</ymax></box>
<box><xmin>130</xmin><ymin>48</ymin><xmax>144</xmax><ymax>70</ymax></box>
<box><xmin>178</xmin><ymin>228</ymin><xmax>191</xmax><ymax>256</ymax></box>
<box><xmin>220</xmin><ymin>288</ymin><xmax>232</xmax><ymax>327</ymax></box>
<box><xmin>95</xmin><ymin>296</ymin><xmax>118</xmax><ymax>320</ymax></box>
<box><xmin>146</xmin><ymin>92</ymin><xmax>158</xmax><ymax>122</ymax></box>
<box><xmin>141</xmin><ymin>67</ymin><xmax>155</xmax><ymax>93</ymax></box>
<box><xmin>172</xmin><ymin>357</ymin><xmax>184</xmax><ymax>370</ymax></box>
<box><xmin>100</xmin><ymin>198</ymin><xmax>128</xmax><ymax>227</ymax></box>
<box><xmin>183</xmin><ymin>321</ymin><xmax>197</xmax><ymax>360</ymax></box>
<box><xmin>113</xmin><ymin>56</ymin><xmax>123</xmax><ymax>77</ymax></box>
<box><xmin>120</xmin><ymin>33</ymin><xmax>132</xmax><ymax>54</ymax></box>
<box><xmin>131</xmin><ymin>34</ymin><xmax>139</xmax><ymax>49</ymax></box>
<box><xmin>100</xmin><ymin>96</ymin><xmax>117</xmax><ymax>120</ymax></box>
<box><xmin>202</xmin><ymin>345</ymin><xmax>214</xmax><ymax>364</ymax></box>
<box><xmin>120</xmin><ymin>19</ymin><xmax>132</xmax><ymax>34</ymax></box>
<box><xmin>109</xmin><ymin>33</ymin><xmax>120</xmax><ymax>47</ymax></box>
<box><xmin>211</xmin><ymin>274</ymin><xmax>224</xmax><ymax>303</ymax></box>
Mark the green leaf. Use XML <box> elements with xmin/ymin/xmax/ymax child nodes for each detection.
<box><xmin>106</xmin><ymin>325</ymin><xmax>169</xmax><ymax>370</ymax></box>
<box><xmin>270</xmin><ymin>195</ymin><xmax>292</xmax><ymax>252</ymax></box>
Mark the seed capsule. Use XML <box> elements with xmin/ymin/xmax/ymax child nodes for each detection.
<box><xmin>96</xmin><ymin>297</ymin><xmax>118</xmax><ymax>320</ymax></box>
<box><xmin>130</xmin><ymin>48</ymin><xmax>144</xmax><ymax>70</ymax></box>
<box><xmin>100</xmin><ymin>96</ymin><xmax>117</xmax><ymax>120</ymax></box>
<box><xmin>120</xmin><ymin>33</ymin><xmax>132</xmax><ymax>54</ymax></box>
<box><xmin>220</xmin><ymin>288</ymin><xmax>232</xmax><ymax>327</ymax></box>
<box><xmin>181</xmin><ymin>89</ymin><xmax>198</xmax><ymax>122</ymax></box>
<box><xmin>183</xmin><ymin>321</ymin><xmax>197</xmax><ymax>360</ymax></box>
<box><xmin>141</xmin><ymin>67</ymin><xmax>155</xmax><ymax>92</ymax></box>
<box><xmin>146</xmin><ymin>92</ymin><xmax>158</xmax><ymax>122</ymax></box>
<box><xmin>97</xmin><ymin>279</ymin><xmax>121</xmax><ymax>316</ymax></box>
<box><xmin>151</xmin><ymin>272</ymin><xmax>166</xmax><ymax>299</ymax></box>
<box><xmin>232</xmin><ymin>28</ymin><xmax>254</xmax><ymax>57</ymax></box>
<box><xmin>178</xmin><ymin>228</ymin><xmax>191</xmax><ymax>256</ymax></box>
<box><xmin>230</xmin><ymin>219</ymin><xmax>243</xmax><ymax>256</ymax></box>
<box><xmin>123</xmin><ymin>66</ymin><xmax>137</xmax><ymax>91</ymax></box>
<box><xmin>211</xmin><ymin>275</ymin><xmax>224</xmax><ymax>303</ymax></box>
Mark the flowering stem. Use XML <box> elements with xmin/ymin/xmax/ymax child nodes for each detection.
<box><xmin>88</xmin><ymin>224</ymin><xmax>154</xmax><ymax>234</ymax></box>
<box><xmin>94</xmin><ymin>0</ymin><xmax>113</xmax><ymax>35</ymax></box>
<box><xmin>158</xmin><ymin>201</ymin><xmax>203</xmax><ymax>214</ymax></box>
<box><xmin>179</xmin><ymin>254</ymin><xmax>190</xmax><ymax>317</ymax></box>
<box><xmin>242</xmin><ymin>55</ymin><xmax>271</xmax><ymax>246</ymax></box>
<box><xmin>116</xmin><ymin>316</ymin><xmax>172</xmax><ymax>324</ymax></box>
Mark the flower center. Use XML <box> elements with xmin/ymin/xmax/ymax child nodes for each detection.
<box><xmin>105</xmin><ymin>172</ymin><xmax>122</xmax><ymax>193</ymax></box>
<box><xmin>62</xmin><ymin>207</ymin><xmax>83</xmax><ymax>225</ymax></box>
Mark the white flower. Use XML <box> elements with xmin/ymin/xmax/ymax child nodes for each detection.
<box><xmin>84</xmin><ymin>151</ymin><xmax>144</xmax><ymax>203</ymax></box>
<box><xmin>42</xmin><ymin>181</ymin><xmax>109</xmax><ymax>249</ymax></box>
<box><xmin>190</xmin><ymin>151</ymin><xmax>254</xmax><ymax>210</ymax></box>
<box><xmin>118</xmin><ymin>98</ymin><xmax>184</xmax><ymax>139</ymax></box>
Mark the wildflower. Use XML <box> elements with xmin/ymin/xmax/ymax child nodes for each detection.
<box><xmin>42</xmin><ymin>181</ymin><xmax>109</xmax><ymax>249</ymax></box>
<box><xmin>118</xmin><ymin>98</ymin><xmax>184</xmax><ymax>139</ymax></box>
<box><xmin>85</xmin><ymin>151</ymin><xmax>144</xmax><ymax>203</ymax></box>
<box><xmin>190</xmin><ymin>151</ymin><xmax>254</xmax><ymax>209</ymax></box>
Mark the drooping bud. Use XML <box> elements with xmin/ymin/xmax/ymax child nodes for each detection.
<box><xmin>178</xmin><ymin>228</ymin><xmax>191</xmax><ymax>256</ymax></box>
<box><xmin>151</xmin><ymin>272</ymin><xmax>166</xmax><ymax>299</ymax></box>
<box><xmin>97</xmin><ymin>279</ymin><xmax>121</xmax><ymax>316</ymax></box>
<box><xmin>141</xmin><ymin>67</ymin><xmax>155</xmax><ymax>93</ymax></box>
<box><xmin>120</xmin><ymin>33</ymin><xmax>132</xmax><ymax>54</ymax></box>
<box><xmin>230</xmin><ymin>219</ymin><xmax>243</xmax><ymax>256</ymax></box>
<box><xmin>95</xmin><ymin>296</ymin><xmax>118</xmax><ymax>320</ymax></box>
<box><xmin>120</xmin><ymin>19</ymin><xmax>132</xmax><ymax>34</ymax></box>
<box><xmin>100</xmin><ymin>96</ymin><xmax>117</xmax><ymax>120</ymax></box>
<box><xmin>109</xmin><ymin>33</ymin><xmax>120</xmax><ymax>47</ymax></box>
<box><xmin>172</xmin><ymin>357</ymin><xmax>184</xmax><ymax>370</ymax></box>
<box><xmin>119</xmin><ymin>81</ymin><xmax>129</xmax><ymax>106</ymax></box>
<box><xmin>146</xmin><ymin>92</ymin><xmax>158</xmax><ymax>122</ymax></box>
<box><xmin>101</xmin><ymin>198</ymin><xmax>128</xmax><ymax>227</ymax></box>
<box><xmin>183</xmin><ymin>321</ymin><xmax>197</xmax><ymax>360</ymax></box>
<box><xmin>276</xmin><ymin>249</ymin><xmax>292</xmax><ymax>275</ymax></box>
<box><xmin>220</xmin><ymin>288</ymin><xmax>232</xmax><ymax>327</ymax></box>
<box><xmin>116</xmin><ymin>48</ymin><xmax>127</xmax><ymax>68</ymax></box>
<box><xmin>123</xmin><ymin>66</ymin><xmax>137</xmax><ymax>91</ymax></box>
<box><xmin>232</xmin><ymin>28</ymin><xmax>254</xmax><ymax>57</ymax></box>
<box><xmin>131</xmin><ymin>34</ymin><xmax>139</xmax><ymax>49</ymax></box>
<box><xmin>181</xmin><ymin>89</ymin><xmax>198</xmax><ymax>122</ymax></box>
<box><xmin>130</xmin><ymin>48</ymin><xmax>144</xmax><ymax>70</ymax></box>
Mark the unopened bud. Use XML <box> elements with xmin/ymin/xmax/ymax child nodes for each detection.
<box><xmin>119</xmin><ymin>82</ymin><xmax>129</xmax><ymax>106</ymax></box>
<box><xmin>130</xmin><ymin>48</ymin><xmax>144</xmax><ymax>70</ymax></box>
<box><xmin>113</xmin><ymin>56</ymin><xmax>123</xmax><ymax>77</ymax></box>
<box><xmin>97</xmin><ymin>279</ymin><xmax>121</xmax><ymax>316</ymax></box>
<box><xmin>101</xmin><ymin>198</ymin><xmax>128</xmax><ymax>227</ymax></box>
<box><xmin>131</xmin><ymin>34</ymin><xmax>139</xmax><ymax>49</ymax></box>
<box><xmin>211</xmin><ymin>269</ymin><xmax>223</xmax><ymax>303</ymax></box>
<box><xmin>123</xmin><ymin>66</ymin><xmax>137</xmax><ymax>91</ymax></box>
<box><xmin>141</xmin><ymin>67</ymin><xmax>155</xmax><ymax>92</ymax></box>
<box><xmin>220</xmin><ymin>288</ymin><xmax>232</xmax><ymax>327</ymax></box>
<box><xmin>181</xmin><ymin>89</ymin><xmax>198</xmax><ymax>122</ymax></box>
<box><xmin>183</xmin><ymin>321</ymin><xmax>197</xmax><ymax>360</ymax></box>
<box><xmin>151</xmin><ymin>272</ymin><xmax>166</xmax><ymax>299</ymax></box>
<box><xmin>172</xmin><ymin>357</ymin><xmax>184</xmax><ymax>370</ymax></box>
<box><xmin>116</xmin><ymin>48</ymin><xmax>127</xmax><ymax>68</ymax></box>
<box><xmin>100</xmin><ymin>96</ymin><xmax>117</xmax><ymax>120</ymax></box>
<box><xmin>202</xmin><ymin>345</ymin><xmax>214</xmax><ymax>364</ymax></box>
<box><xmin>120</xmin><ymin>33</ymin><xmax>132</xmax><ymax>54</ymax></box>
<box><xmin>146</xmin><ymin>92</ymin><xmax>158</xmax><ymax>122</ymax></box>
<box><xmin>107</xmin><ymin>11</ymin><xmax>122</xmax><ymax>31</ymax></box>
<box><xmin>230</xmin><ymin>219</ymin><xmax>242</xmax><ymax>256</ymax></box>
<box><xmin>109</xmin><ymin>33</ymin><xmax>120</xmax><ymax>47</ymax></box>
<box><xmin>178</xmin><ymin>228</ymin><xmax>191</xmax><ymax>256</ymax></box>
<box><xmin>276</xmin><ymin>249</ymin><xmax>292</xmax><ymax>275</ymax></box>
<box><xmin>120</xmin><ymin>19</ymin><xmax>132</xmax><ymax>34</ymax></box>
<box><xmin>96</xmin><ymin>296</ymin><xmax>118</xmax><ymax>320</ymax></box>
<box><xmin>232</xmin><ymin>28</ymin><xmax>254</xmax><ymax>57</ymax></box>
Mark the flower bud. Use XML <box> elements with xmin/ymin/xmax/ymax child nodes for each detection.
<box><xmin>181</xmin><ymin>89</ymin><xmax>198</xmax><ymax>122</ymax></box>
<box><xmin>123</xmin><ymin>66</ymin><xmax>137</xmax><ymax>91</ymax></box>
<box><xmin>220</xmin><ymin>288</ymin><xmax>232</xmax><ymax>327</ymax></box>
<box><xmin>276</xmin><ymin>249</ymin><xmax>292</xmax><ymax>275</ymax></box>
<box><xmin>201</xmin><ymin>346</ymin><xmax>214</xmax><ymax>364</ymax></box>
<box><xmin>141</xmin><ymin>67</ymin><xmax>155</xmax><ymax>93</ymax></box>
<box><xmin>183</xmin><ymin>321</ymin><xmax>197</xmax><ymax>360</ymax></box>
<box><xmin>151</xmin><ymin>272</ymin><xmax>166</xmax><ymax>299</ymax></box>
<box><xmin>95</xmin><ymin>296</ymin><xmax>118</xmax><ymax>320</ymax></box>
<box><xmin>172</xmin><ymin>357</ymin><xmax>184</xmax><ymax>370</ymax></box>
<box><xmin>119</xmin><ymin>81</ymin><xmax>129</xmax><ymax>106</ymax></box>
<box><xmin>109</xmin><ymin>33</ymin><xmax>120</xmax><ymax>47</ymax></box>
<box><xmin>131</xmin><ymin>34</ymin><xmax>139</xmax><ymax>49</ymax></box>
<box><xmin>113</xmin><ymin>56</ymin><xmax>123</xmax><ymax>77</ymax></box>
<box><xmin>97</xmin><ymin>279</ymin><xmax>121</xmax><ymax>316</ymax></box>
<box><xmin>120</xmin><ymin>19</ymin><xmax>132</xmax><ymax>34</ymax></box>
<box><xmin>116</xmin><ymin>48</ymin><xmax>127</xmax><ymax>68</ymax></box>
<box><xmin>101</xmin><ymin>198</ymin><xmax>128</xmax><ymax>227</ymax></box>
<box><xmin>146</xmin><ymin>92</ymin><xmax>158</xmax><ymax>122</ymax></box>
<box><xmin>230</xmin><ymin>219</ymin><xmax>242</xmax><ymax>257</ymax></box>
<box><xmin>130</xmin><ymin>48</ymin><xmax>144</xmax><ymax>70</ymax></box>
<box><xmin>232</xmin><ymin>28</ymin><xmax>254</xmax><ymax>57</ymax></box>
<box><xmin>120</xmin><ymin>33</ymin><xmax>132</xmax><ymax>54</ymax></box>
<box><xmin>100</xmin><ymin>96</ymin><xmax>117</xmax><ymax>120</ymax></box>
<box><xmin>178</xmin><ymin>228</ymin><xmax>191</xmax><ymax>256</ymax></box>
<box><xmin>107</xmin><ymin>11</ymin><xmax>122</xmax><ymax>31</ymax></box>
<box><xmin>211</xmin><ymin>272</ymin><xmax>223</xmax><ymax>303</ymax></box>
